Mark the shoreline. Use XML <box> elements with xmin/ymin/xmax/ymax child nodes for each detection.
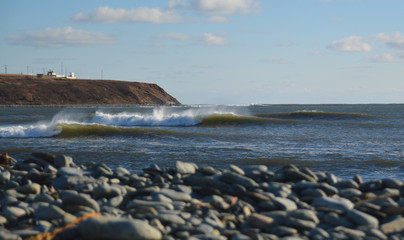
<box><xmin>1</xmin><ymin>152</ymin><xmax>404</xmax><ymax>239</ymax></box>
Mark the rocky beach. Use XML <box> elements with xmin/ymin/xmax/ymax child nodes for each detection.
<box><xmin>1</xmin><ymin>152</ymin><xmax>404</xmax><ymax>240</ymax></box>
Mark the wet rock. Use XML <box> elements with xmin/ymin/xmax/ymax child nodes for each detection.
<box><xmin>34</xmin><ymin>204</ymin><xmax>76</xmax><ymax>223</ymax></box>
<box><xmin>0</xmin><ymin>231</ymin><xmax>22</xmax><ymax>240</ymax></box>
<box><xmin>158</xmin><ymin>188</ymin><xmax>191</xmax><ymax>201</ymax></box>
<box><xmin>93</xmin><ymin>183</ymin><xmax>121</xmax><ymax>199</ymax></box>
<box><xmin>78</xmin><ymin>217</ymin><xmax>162</xmax><ymax>240</ymax></box>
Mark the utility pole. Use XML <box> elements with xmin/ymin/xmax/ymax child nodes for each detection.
<box><xmin>4</xmin><ymin>65</ymin><xmax>7</xmax><ymax>74</ymax></box>
<box><xmin>101</xmin><ymin>69</ymin><xmax>103</xmax><ymax>80</ymax></box>
<box><xmin>27</xmin><ymin>66</ymin><xmax>29</xmax><ymax>75</ymax></box>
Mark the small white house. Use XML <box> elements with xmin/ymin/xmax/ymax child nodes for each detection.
<box><xmin>66</xmin><ymin>72</ymin><xmax>77</xmax><ymax>79</ymax></box>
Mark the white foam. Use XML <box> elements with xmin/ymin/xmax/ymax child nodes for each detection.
<box><xmin>92</xmin><ymin>107</ymin><xmax>240</xmax><ymax>127</ymax></box>
<box><xmin>0</xmin><ymin>123</ymin><xmax>60</xmax><ymax>138</ymax></box>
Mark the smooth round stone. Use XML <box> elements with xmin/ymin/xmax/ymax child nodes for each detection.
<box><xmin>205</xmin><ymin>195</ymin><xmax>230</xmax><ymax>210</ymax></box>
<box><xmin>229</xmin><ymin>165</ymin><xmax>245</xmax><ymax>175</ymax></box>
<box><xmin>93</xmin><ymin>184</ymin><xmax>121</xmax><ymax>199</ymax></box>
<box><xmin>156</xmin><ymin>213</ymin><xmax>186</xmax><ymax>225</ymax></box>
<box><xmin>33</xmin><ymin>193</ymin><xmax>55</xmax><ymax>203</ymax></box>
<box><xmin>273</xmin><ymin>197</ymin><xmax>297</xmax><ymax>211</ymax></box>
<box><xmin>380</xmin><ymin>217</ymin><xmax>404</xmax><ymax>234</ymax></box>
<box><xmin>54</xmin><ymin>154</ymin><xmax>73</xmax><ymax>168</ymax></box>
<box><xmin>78</xmin><ymin>217</ymin><xmax>162</xmax><ymax>240</ymax></box>
<box><xmin>271</xmin><ymin>226</ymin><xmax>298</xmax><ymax>237</ymax></box>
<box><xmin>175</xmin><ymin>161</ymin><xmax>197</xmax><ymax>174</ymax></box>
<box><xmin>62</xmin><ymin>192</ymin><xmax>100</xmax><ymax>212</ymax></box>
<box><xmin>16</xmin><ymin>183</ymin><xmax>41</xmax><ymax>195</ymax></box>
<box><xmin>288</xmin><ymin>209</ymin><xmax>319</xmax><ymax>224</ymax></box>
<box><xmin>159</xmin><ymin>188</ymin><xmax>191</xmax><ymax>202</ymax></box>
<box><xmin>57</xmin><ymin>167</ymin><xmax>83</xmax><ymax>177</ymax></box>
<box><xmin>3</xmin><ymin>206</ymin><xmax>27</xmax><ymax>220</ymax></box>
<box><xmin>0</xmin><ymin>171</ymin><xmax>11</xmax><ymax>182</ymax></box>
<box><xmin>284</xmin><ymin>217</ymin><xmax>317</xmax><ymax>231</ymax></box>
<box><xmin>339</xmin><ymin>188</ymin><xmax>362</xmax><ymax>199</ymax></box>
<box><xmin>312</xmin><ymin>197</ymin><xmax>354</xmax><ymax>214</ymax></box>
<box><xmin>219</xmin><ymin>171</ymin><xmax>259</xmax><ymax>190</ymax></box>
<box><xmin>247</xmin><ymin>213</ymin><xmax>274</xmax><ymax>229</ymax></box>
<box><xmin>34</xmin><ymin>205</ymin><xmax>76</xmax><ymax>223</ymax></box>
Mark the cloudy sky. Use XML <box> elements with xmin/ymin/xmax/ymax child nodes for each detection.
<box><xmin>1</xmin><ymin>0</ymin><xmax>403</xmax><ymax>104</ymax></box>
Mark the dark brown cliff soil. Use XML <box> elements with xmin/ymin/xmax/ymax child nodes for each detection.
<box><xmin>0</xmin><ymin>74</ymin><xmax>180</xmax><ymax>105</ymax></box>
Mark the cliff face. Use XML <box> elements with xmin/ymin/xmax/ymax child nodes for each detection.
<box><xmin>0</xmin><ymin>74</ymin><xmax>180</xmax><ymax>105</ymax></box>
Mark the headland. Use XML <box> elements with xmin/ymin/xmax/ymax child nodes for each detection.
<box><xmin>0</xmin><ymin>74</ymin><xmax>180</xmax><ymax>105</ymax></box>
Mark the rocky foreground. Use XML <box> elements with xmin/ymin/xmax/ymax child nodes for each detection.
<box><xmin>0</xmin><ymin>74</ymin><xmax>180</xmax><ymax>105</ymax></box>
<box><xmin>1</xmin><ymin>153</ymin><xmax>404</xmax><ymax>240</ymax></box>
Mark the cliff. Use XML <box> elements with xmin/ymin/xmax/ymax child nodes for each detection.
<box><xmin>0</xmin><ymin>74</ymin><xmax>180</xmax><ymax>105</ymax></box>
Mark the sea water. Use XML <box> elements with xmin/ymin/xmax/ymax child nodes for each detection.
<box><xmin>1</xmin><ymin>104</ymin><xmax>403</xmax><ymax>180</ymax></box>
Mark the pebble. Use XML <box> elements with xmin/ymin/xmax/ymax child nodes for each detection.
<box><xmin>78</xmin><ymin>217</ymin><xmax>162</xmax><ymax>240</ymax></box>
<box><xmin>2</xmin><ymin>152</ymin><xmax>404</xmax><ymax>240</ymax></box>
<box><xmin>312</xmin><ymin>196</ymin><xmax>354</xmax><ymax>213</ymax></box>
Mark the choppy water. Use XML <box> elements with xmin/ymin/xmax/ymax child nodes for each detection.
<box><xmin>1</xmin><ymin>104</ymin><xmax>403</xmax><ymax>180</ymax></box>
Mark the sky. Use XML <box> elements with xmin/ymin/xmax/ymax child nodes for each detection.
<box><xmin>1</xmin><ymin>0</ymin><xmax>403</xmax><ymax>104</ymax></box>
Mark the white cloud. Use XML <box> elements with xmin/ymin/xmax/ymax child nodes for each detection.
<box><xmin>192</xmin><ymin>0</ymin><xmax>260</xmax><ymax>15</ymax></box>
<box><xmin>375</xmin><ymin>32</ymin><xmax>404</xmax><ymax>50</ymax></box>
<box><xmin>201</xmin><ymin>33</ymin><xmax>229</xmax><ymax>45</ymax></box>
<box><xmin>168</xmin><ymin>0</ymin><xmax>260</xmax><ymax>15</ymax></box>
<box><xmin>154</xmin><ymin>33</ymin><xmax>190</xmax><ymax>41</ymax></box>
<box><xmin>72</xmin><ymin>6</ymin><xmax>182</xmax><ymax>24</ymax></box>
<box><xmin>7</xmin><ymin>26</ymin><xmax>116</xmax><ymax>47</ymax></box>
<box><xmin>203</xmin><ymin>16</ymin><xmax>231</xmax><ymax>23</ymax></box>
<box><xmin>327</xmin><ymin>36</ymin><xmax>372</xmax><ymax>52</ymax></box>
<box><xmin>372</xmin><ymin>53</ymin><xmax>404</xmax><ymax>63</ymax></box>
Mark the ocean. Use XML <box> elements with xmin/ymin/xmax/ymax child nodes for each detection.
<box><xmin>1</xmin><ymin>104</ymin><xmax>403</xmax><ymax>180</ymax></box>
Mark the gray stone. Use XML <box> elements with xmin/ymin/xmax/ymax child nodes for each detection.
<box><xmin>231</xmin><ymin>234</ymin><xmax>252</xmax><ymax>240</ymax></box>
<box><xmin>62</xmin><ymin>192</ymin><xmax>100</xmax><ymax>212</ymax></box>
<box><xmin>229</xmin><ymin>164</ymin><xmax>245</xmax><ymax>175</ymax></box>
<box><xmin>346</xmin><ymin>209</ymin><xmax>379</xmax><ymax>227</ymax></box>
<box><xmin>271</xmin><ymin>226</ymin><xmax>298</xmax><ymax>237</ymax></box>
<box><xmin>3</xmin><ymin>206</ymin><xmax>27</xmax><ymax>221</ymax></box>
<box><xmin>284</xmin><ymin>217</ymin><xmax>317</xmax><ymax>230</ymax></box>
<box><xmin>34</xmin><ymin>204</ymin><xmax>76</xmax><ymax>223</ymax></box>
<box><xmin>78</xmin><ymin>217</ymin><xmax>162</xmax><ymax>240</ymax></box>
<box><xmin>312</xmin><ymin>197</ymin><xmax>354</xmax><ymax>213</ymax></box>
<box><xmin>93</xmin><ymin>184</ymin><xmax>121</xmax><ymax>199</ymax></box>
<box><xmin>339</xmin><ymin>188</ymin><xmax>362</xmax><ymax>199</ymax></box>
<box><xmin>273</xmin><ymin>197</ymin><xmax>297</xmax><ymax>211</ymax></box>
<box><xmin>159</xmin><ymin>188</ymin><xmax>192</xmax><ymax>201</ymax></box>
<box><xmin>323</xmin><ymin>212</ymin><xmax>353</xmax><ymax>228</ymax></box>
<box><xmin>334</xmin><ymin>180</ymin><xmax>359</xmax><ymax>189</ymax></box>
<box><xmin>333</xmin><ymin>226</ymin><xmax>366</xmax><ymax>239</ymax></box>
<box><xmin>317</xmin><ymin>183</ymin><xmax>338</xmax><ymax>196</ymax></box>
<box><xmin>127</xmin><ymin>199</ymin><xmax>174</xmax><ymax>211</ymax></box>
<box><xmin>58</xmin><ymin>167</ymin><xmax>83</xmax><ymax>177</ymax></box>
<box><xmin>284</xmin><ymin>168</ymin><xmax>317</xmax><ymax>182</ymax></box>
<box><xmin>382</xmin><ymin>178</ymin><xmax>403</xmax><ymax>189</ymax></box>
<box><xmin>288</xmin><ymin>209</ymin><xmax>319</xmax><ymax>224</ymax></box>
<box><xmin>16</xmin><ymin>183</ymin><xmax>41</xmax><ymax>195</ymax></box>
<box><xmin>309</xmin><ymin>227</ymin><xmax>330</xmax><ymax>240</ymax></box>
<box><xmin>380</xmin><ymin>217</ymin><xmax>404</xmax><ymax>234</ymax></box>
<box><xmin>176</xmin><ymin>161</ymin><xmax>197</xmax><ymax>174</ymax></box>
<box><xmin>0</xmin><ymin>231</ymin><xmax>21</xmax><ymax>240</ymax></box>
<box><xmin>156</xmin><ymin>213</ymin><xmax>186</xmax><ymax>225</ymax></box>
<box><xmin>0</xmin><ymin>171</ymin><xmax>11</xmax><ymax>182</ymax></box>
<box><xmin>219</xmin><ymin>171</ymin><xmax>259</xmax><ymax>190</ymax></box>
<box><xmin>205</xmin><ymin>195</ymin><xmax>230</xmax><ymax>210</ymax></box>
<box><xmin>54</xmin><ymin>154</ymin><xmax>73</xmax><ymax>168</ymax></box>
<box><xmin>247</xmin><ymin>213</ymin><xmax>274</xmax><ymax>229</ymax></box>
<box><xmin>33</xmin><ymin>193</ymin><xmax>55</xmax><ymax>203</ymax></box>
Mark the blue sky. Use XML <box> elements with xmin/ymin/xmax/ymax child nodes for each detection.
<box><xmin>1</xmin><ymin>0</ymin><xmax>403</xmax><ymax>104</ymax></box>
